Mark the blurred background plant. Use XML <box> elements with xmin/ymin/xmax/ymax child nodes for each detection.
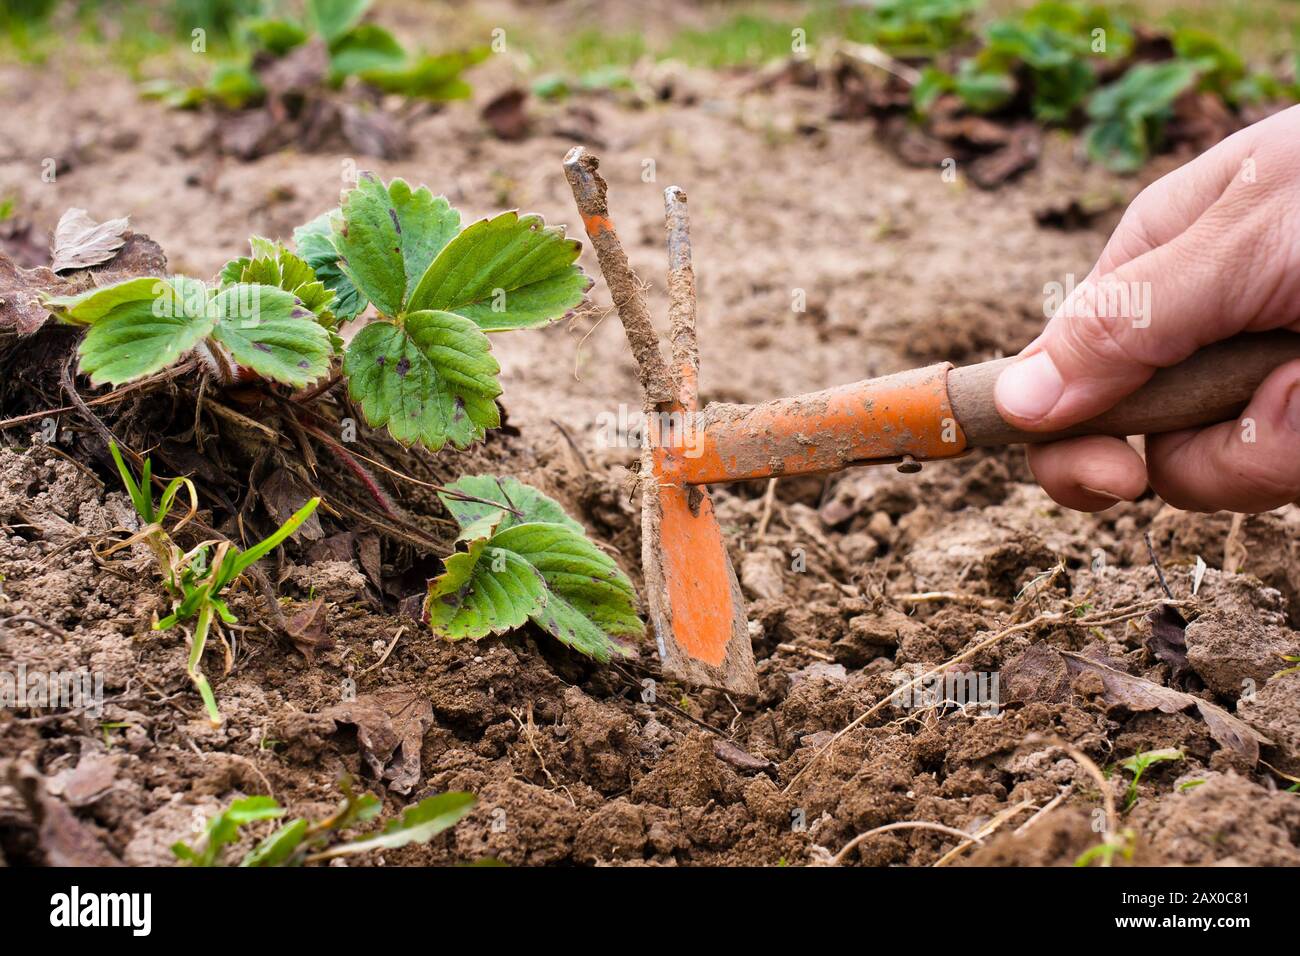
<box><xmin>1</xmin><ymin>0</ymin><xmax>1295</xmax><ymax>172</ymax></box>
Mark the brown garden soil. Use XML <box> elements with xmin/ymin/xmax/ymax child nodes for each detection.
<box><xmin>2</xmin><ymin>25</ymin><xmax>1299</xmax><ymax>867</ymax></box>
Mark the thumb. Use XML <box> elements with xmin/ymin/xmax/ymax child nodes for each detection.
<box><xmin>995</xmin><ymin>231</ymin><xmax>1233</xmax><ymax>431</ymax></box>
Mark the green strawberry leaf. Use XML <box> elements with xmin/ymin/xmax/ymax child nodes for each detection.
<box><xmin>209</xmin><ymin>283</ymin><xmax>334</xmax><ymax>388</ymax></box>
<box><xmin>425</xmin><ymin>532</ymin><xmax>548</xmax><ymax>639</ymax></box>
<box><xmin>77</xmin><ymin>278</ymin><xmax>218</xmax><ymax>386</ymax></box>
<box><xmin>438</xmin><ymin>475</ymin><xmax>585</xmax><ymax>535</ymax></box>
<box><xmin>432</xmin><ymin>479</ymin><xmax>643</xmax><ymax>661</ymax></box>
<box><xmin>342</xmin><ymin>310</ymin><xmax>500</xmax><ymax>450</ymax></box>
<box><xmin>1088</xmin><ymin>61</ymin><xmax>1198</xmax><ymax>121</ymax></box>
<box><xmin>1084</xmin><ymin>116</ymin><xmax>1148</xmax><ymax>173</ymax></box>
<box><xmin>294</xmin><ymin>211</ymin><xmax>368</xmax><ymax>322</ymax></box>
<box><xmin>307</xmin><ymin>0</ymin><xmax>370</xmax><ymax>45</ymax></box>
<box><xmin>490</xmin><ymin>522</ymin><xmax>641</xmax><ymax>661</ymax></box>
<box><xmin>957</xmin><ymin>64</ymin><xmax>1017</xmax><ymax>113</ymax></box>
<box><xmin>329</xmin><ymin>23</ymin><xmax>407</xmax><ymax>78</ymax></box>
<box><xmin>220</xmin><ymin>237</ymin><xmax>337</xmax><ymax>323</ymax></box>
<box><xmin>332</xmin><ymin>173</ymin><xmax>461</xmax><ymax>318</ymax></box>
<box><xmin>359</xmin><ymin>48</ymin><xmax>488</xmax><ymax>101</ymax></box>
<box><xmin>912</xmin><ymin>65</ymin><xmax>953</xmax><ymax>112</ymax></box>
<box><xmin>45</xmin><ymin>276</ymin><xmax>167</xmax><ymax>326</ymax></box>
<box><xmin>1085</xmin><ymin>61</ymin><xmax>1197</xmax><ymax>172</ymax></box>
<box><xmin>407</xmin><ymin>211</ymin><xmax>589</xmax><ymax>331</ymax></box>
<box><xmin>205</xmin><ymin>61</ymin><xmax>265</xmax><ymax>109</ymax></box>
<box><xmin>219</xmin><ymin>259</ymin><xmax>247</xmax><ymax>287</ymax></box>
<box><xmin>243</xmin><ymin>17</ymin><xmax>309</xmax><ymax>56</ymax></box>
<box><xmin>139</xmin><ymin>78</ymin><xmax>207</xmax><ymax>110</ymax></box>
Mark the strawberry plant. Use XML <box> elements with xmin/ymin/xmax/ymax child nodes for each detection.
<box><xmin>867</xmin><ymin>0</ymin><xmax>980</xmax><ymax>57</ymax></box>
<box><xmin>900</xmin><ymin>0</ymin><xmax>1296</xmax><ymax>175</ymax></box>
<box><xmin>1172</xmin><ymin>28</ymin><xmax>1245</xmax><ymax>101</ymax></box>
<box><xmin>173</xmin><ymin>777</ymin><xmax>475</xmax><ymax>866</ymax></box>
<box><xmin>47</xmin><ymin>173</ymin><xmax>640</xmax><ymax>697</ymax></box>
<box><xmin>46</xmin><ymin>172</ymin><xmax>589</xmax><ymax>451</ymax></box>
<box><xmin>1083</xmin><ymin>60</ymin><xmax>1199</xmax><ymax>173</ymax></box>
<box><xmin>915</xmin><ymin>1</ymin><xmax>1133</xmax><ymax>122</ymax></box>
<box><xmin>144</xmin><ymin>0</ymin><xmax>486</xmax><ymax>110</ymax></box>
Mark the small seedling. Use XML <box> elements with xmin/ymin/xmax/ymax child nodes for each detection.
<box><xmin>172</xmin><ymin>777</ymin><xmax>475</xmax><ymax>867</ymax></box>
<box><xmin>99</xmin><ymin>720</ymin><xmax>132</xmax><ymax>748</ymax></box>
<box><xmin>1118</xmin><ymin>748</ymin><xmax>1184</xmax><ymax>811</ymax></box>
<box><xmin>108</xmin><ymin>441</ymin><xmax>319</xmax><ymax>726</ymax></box>
<box><xmin>1074</xmin><ymin>827</ymin><xmax>1136</xmax><ymax>868</ymax></box>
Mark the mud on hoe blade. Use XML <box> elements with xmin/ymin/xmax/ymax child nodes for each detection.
<box><xmin>563</xmin><ymin>147</ymin><xmax>756</xmax><ymax>696</ymax></box>
<box><xmin>562</xmin><ymin>146</ymin><xmax>1300</xmax><ymax>699</ymax></box>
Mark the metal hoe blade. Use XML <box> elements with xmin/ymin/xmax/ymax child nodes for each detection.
<box><xmin>564</xmin><ymin>149</ymin><xmax>758</xmax><ymax>695</ymax></box>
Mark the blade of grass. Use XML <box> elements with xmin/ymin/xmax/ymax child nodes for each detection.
<box><xmin>216</xmin><ymin>497</ymin><xmax>321</xmax><ymax>589</ymax></box>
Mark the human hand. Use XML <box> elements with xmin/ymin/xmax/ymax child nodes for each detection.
<box><xmin>995</xmin><ymin>105</ymin><xmax>1300</xmax><ymax>514</ymax></box>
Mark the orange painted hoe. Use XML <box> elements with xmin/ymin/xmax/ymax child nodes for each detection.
<box><xmin>563</xmin><ymin>147</ymin><xmax>1300</xmax><ymax>697</ymax></box>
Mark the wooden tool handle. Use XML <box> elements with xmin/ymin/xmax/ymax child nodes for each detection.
<box><xmin>948</xmin><ymin>331</ymin><xmax>1300</xmax><ymax>447</ymax></box>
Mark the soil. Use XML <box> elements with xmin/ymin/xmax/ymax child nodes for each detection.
<box><xmin>2</xmin><ymin>14</ymin><xmax>1298</xmax><ymax>867</ymax></box>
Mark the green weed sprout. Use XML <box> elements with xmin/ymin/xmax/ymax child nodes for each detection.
<box><xmin>1273</xmin><ymin>654</ymin><xmax>1300</xmax><ymax>679</ymax></box>
<box><xmin>1074</xmin><ymin>827</ymin><xmax>1136</xmax><ymax>868</ymax></box>
<box><xmin>1118</xmin><ymin>748</ymin><xmax>1183</xmax><ymax>811</ymax></box>
<box><xmin>108</xmin><ymin>441</ymin><xmax>319</xmax><ymax>726</ymax></box>
<box><xmin>107</xmin><ymin>439</ymin><xmax>198</xmax><ymax>570</ymax></box>
<box><xmin>173</xmin><ymin>777</ymin><xmax>476</xmax><ymax>867</ymax></box>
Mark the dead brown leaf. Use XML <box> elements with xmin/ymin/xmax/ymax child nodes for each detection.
<box><xmin>482</xmin><ymin>88</ymin><xmax>531</xmax><ymax>141</ymax></box>
<box><xmin>712</xmin><ymin>738</ymin><xmax>777</xmax><ymax>776</ymax></box>
<box><xmin>1</xmin><ymin>227</ymin><xmax>167</xmax><ymax>334</ymax></box>
<box><xmin>967</xmin><ymin>124</ymin><xmax>1041</xmax><ymax>188</ymax></box>
<box><xmin>46</xmin><ymin>753</ymin><xmax>120</xmax><ymax>807</ymax></box>
<box><xmin>325</xmin><ymin>688</ymin><xmax>433</xmax><ymax>795</ymax></box>
<box><xmin>1007</xmin><ymin>645</ymin><xmax>1269</xmax><ymax>762</ymax></box>
<box><xmin>6</xmin><ymin>762</ymin><xmax>120</xmax><ymax>866</ymax></box>
<box><xmin>1145</xmin><ymin>603</ymin><xmax>1192</xmax><ymax>686</ymax></box>
<box><xmin>338</xmin><ymin>101</ymin><xmax>410</xmax><ymax>159</ymax></box>
<box><xmin>260</xmin><ymin>468</ymin><xmax>324</xmax><ymax>541</ymax></box>
<box><xmin>49</xmin><ymin>208</ymin><xmax>130</xmax><ymax>273</ymax></box>
<box><xmin>0</xmin><ymin>255</ymin><xmax>66</xmax><ymax>334</ymax></box>
<box><xmin>257</xmin><ymin>37</ymin><xmax>329</xmax><ymax>100</ymax></box>
<box><xmin>285</xmin><ymin>595</ymin><xmax>333</xmax><ymax>659</ymax></box>
<box><xmin>356</xmin><ymin>532</ymin><xmax>382</xmax><ymax>591</ymax></box>
<box><xmin>217</xmin><ymin>109</ymin><xmax>286</xmax><ymax>161</ymax></box>
<box><xmin>1224</xmin><ymin>512</ymin><xmax>1247</xmax><ymax>575</ymax></box>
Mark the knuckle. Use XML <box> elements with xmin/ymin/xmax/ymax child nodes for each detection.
<box><xmin>1059</xmin><ymin>280</ymin><xmax>1137</xmax><ymax>363</ymax></box>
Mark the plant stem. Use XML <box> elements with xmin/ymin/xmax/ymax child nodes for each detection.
<box><xmin>188</xmin><ymin>602</ymin><xmax>222</xmax><ymax>727</ymax></box>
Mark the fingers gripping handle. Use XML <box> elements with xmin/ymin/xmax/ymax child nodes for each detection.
<box><xmin>950</xmin><ymin>331</ymin><xmax>1300</xmax><ymax>448</ymax></box>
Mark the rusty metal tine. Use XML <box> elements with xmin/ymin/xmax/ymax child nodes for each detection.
<box><xmin>562</xmin><ymin>147</ymin><xmax>676</xmax><ymax>409</ymax></box>
<box><xmin>663</xmin><ymin>186</ymin><xmax>699</xmax><ymax>413</ymax></box>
